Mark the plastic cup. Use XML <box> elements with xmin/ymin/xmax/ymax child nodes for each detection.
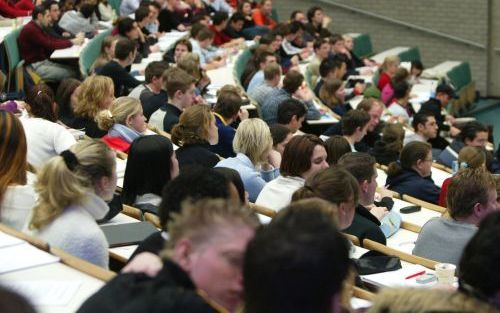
<box><xmin>434</xmin><ymin>263</ymin><xmax>456</xmax><ymax>286</ymax></box>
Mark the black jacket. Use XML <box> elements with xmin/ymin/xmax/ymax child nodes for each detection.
<box><xmin>98</xmin><ymin>61</ymin><xmax>141</xmax><ymax>97</ymax></box>
<box><xmin>386</xmin><ymin>168</ymin><xmax>441</xmax><ymax>204</ymax></box>
<box><xmin>78</xmin><ymin>260</ymin><xmax>216</xmax><ymax>313</ymax></box>
<box><xmin>323</xmin><ymin>122</ymin><xmax>382</xmax><ymax>153</ymax></box>
<box><xmin>176</xmin><ymin>143</ymin><xmax>220</xmax><ymax>171</ymax></box>
<box><xmin>344</xmin><ymin>205</ymin><xmax>386</xmax><ymax>246</ymax></box>
<box><xmin>370</xmin><ymin>140</ymin><xmax>400</xmax><ymax>166</ymax></box>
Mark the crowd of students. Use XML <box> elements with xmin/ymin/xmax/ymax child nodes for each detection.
<box><xmin>1</xmin><ymin>0</ymin><xmax>500</xmax><ymax>312</ymax></box>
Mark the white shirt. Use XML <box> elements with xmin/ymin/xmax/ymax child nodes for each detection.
<box><xmin>388</xmin><ymin>102</ymin><xmax>410</xmax><ymax>122</ymax></box>
<box><xmin>1</xmin><ymin>184</ymin><xmax>37</xmax><ymax>231</ymax></box>
<box><xmin>21</xmin><ymin>116</ymin><xmax>76</xmax><ymax>169</ymax></box>
<box><xmin>128</xmin><ymin>84</ymin><xmax>147</xmax><ymax>99</ymax></box>
<box><xmin>255</xmin><ymin>176</ymin><xmax>305</xmax><ymax>211</ymax></box>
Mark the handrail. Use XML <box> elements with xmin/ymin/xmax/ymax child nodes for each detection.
<box><xmin>317</xmin><ymin>0</ymin><xmax>486</xmax><ymax>49</ymax></box>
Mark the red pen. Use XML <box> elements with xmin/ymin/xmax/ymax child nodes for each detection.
<box><xmin>405</xmin><ymin>270</ymin><xmax>426</xmax><ymax>280</ymax></box>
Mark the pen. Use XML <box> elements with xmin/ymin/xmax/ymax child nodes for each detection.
<box><xmin>405</xmin><ymin>270</ymin><xmax>426</xmax><ymax>280</ymax></box>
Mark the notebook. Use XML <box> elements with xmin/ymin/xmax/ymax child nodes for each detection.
<box><xmin>100</xmin><ymin>221</ymin><xmax>158</xmax><ymax>247</ymax></box>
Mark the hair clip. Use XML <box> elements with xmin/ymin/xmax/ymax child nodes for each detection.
<box><xmin>60</xmin><ymin>150</ymin><xmax>79</xmax><ymax>171</ymax></box>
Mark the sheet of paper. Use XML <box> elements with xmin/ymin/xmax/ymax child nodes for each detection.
<box><xmin>0</xmin><ymin>243</ymin><xmax>60</xmax><ymax>274</ymax></box>
<box><xmin>2</xmin><ymin>281</ymin><xmax>81</xmax><ymax>306</ymax></box>
<box><xmin>0</xmin><ymin>231</ymin><xmax>24</xmax><ymax>248</ymax></box>
<box><xmin>361</xmin><ymin>263</ymin><xmax>432</xmax><ymax>288</ymax></box>
<box><xmin>351</xmin><ymin>297</ymin><xmax>372</xmax><ymax>310</ymax></box>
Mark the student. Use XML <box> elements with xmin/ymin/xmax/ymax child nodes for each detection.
<box><xmin>158</xmin><ymin>0</ymin><xmax>187</xmax><ymax>32</ymax></box>
<box><xmin>278</xmin><ymin>21</ymin><xmax>310</xmax><ymax>68</ymax></box>
<box><xmin>269</xmin><ymin>123</ymin><xmax>293</xmax><ymax>156</ymax></box>
<box><xmin>18</xmin><ymin>5</ymin><xmax>84</xmax><ymax>82</ymax></box>
<box><xmin>252</xmin><ymin>0</ymin><xmax>276</xmax><ymax>29</ymax></box>
<box><xmin>98</xmin><ymin>0</ymin><xmax>115</xmax><ymax>21</ymax></box>
<box><xmin>216</xmin><ymin>119</ymin><xmax>280</xmax><ymax>202</ymax></box>
<box><xmin>135</xmin><ymin>6</ymin><xmax>157</xmax><ymax>45</ymax></box>
<box><xmin>224</xmin><ymin>12</ymin><xmax>246</xmax><ymax>39</ymax></box>
<box><xmin>248</xmin><ymin>63</ymin><xmax>281</xmax><ymax>107</ymax></box>
<box><xmin>262</xmin><ymin>70</ymin><xmax>321</xmax><ymax>124</ymax></box>
<box><xmin>99</xmin><ymin>38</ymin><xmax>141</xmax><ymax>97</ymax></box>
<box><xmin>96</xmin><ymin>97</ymin><xmax>147</xmax><ymax>153</ymax></box>
<box><xmin>319</xmin><ymin>79</ymin><xmax>349</xmax><ymax>116</ymax></box>
<box><xmin>55</xmin><ymin>78</ymin><xmax>81</xmax><ymax>127</ymax></box>
<box><xmin>307</xmin><ymin>38</ymin><xmax>330</xmax><ymax>88</ymax></box>
<box><xmin>0</xmin><ymin>111</ymin><xmax>37</xmax><ymax>231</ymax></box>
<box><xmin>377</xmin><ymin>55</ymin><xmax>400</xmax><ymax>91</ymax></box>
<box><xmin>343</xmin><ymin>34</ymin><xmax>376</xmax><ymax>69</ymax></box>
<box><xmin>190</xmin><ymin>26</ymin><xmax>226</xmax><ymax>70</ymax></box>
<box><xmin>256</xmin><ymin>134</ymin><xmax>328</xmax><ymax>211</ymax></box>
<box><xmin>246</xmin><ymin>49</ymin><xmax>278</xmax><ymax>93</ymax></box>
<box><xmin>413</xmin><ymin>168</ymin><xmax>497</xmax><ymax>265</ymax></box>
<box><xmin>115</xmin><ymin>17</ymin><xmax>152</xmax><ymax>62</ymax></box>
<box><xmin>386</xmin><ymin>141</ymin><xmax>441</xmax><ymax>204</ymax></box>
<box><xmin>304</xmin><ymin>6</ymin><xmax>332</xmax><ymax>39</ymax></box>
<box><xmin>163</xmin><ymin>38</ymin><xmax>192</xmax><ymax>64</ymax></box>
<box><xmin>314</xmin><ymin>57</ymin><xmax>346</xmax><ymax>96</ymax></box>
<box><xmin>404</xmin><ymin>111</ymin><xmax>438</xmax><ymax>145</ymax></box>
<box><xmin>381</xmin><ymin>67</ymin><xmax>409</xmax><ymax>105</ymax></box>
<box><xmin>20</xmin><ymin>84</ymin><xmax>76</xmax><ymax>169</ymax></box>
<box><xmin>29</xmin><ymin>139</ymin><xmax>116</xmax><ymax>268</ymax></box>
<box><xmin>171</xmin><ymin>105</ymin><xmax>220</xmax><ymax>171</ymax></box>
<box><xmin>58</xmin><ymin>3</ymin><xmax>98</xmax><ymax>36</ymax></box>
<box><xmin>149</xmin><ymin>67</ymin><xmax>196</xmax><ymax>133</ymax></box>
<box><xmin>211</xmin><ymin>89</ymin><xmax>247</xmax><ymax>158</ymax></box>
<box><xmin>409</xmin><ymin>60</ymin><xmax>424</xmax><ymax>84</ymax></box>
<box><xmin>325</xmin><ymin>135</ymin><xmax>351</xmax><ymax>167</ymax></box>
<box><xmin>45</xmin><ymin>0</ymin><xmax>72</xmax><ymax>39</ymax></box>
<box><xmin>387</xmin><ymin>80</ymin><xmax>413</xmax><ymax>123</ymax></box>
<box><xmin>176</xmin><ymin>52</ymin><xmax>211</xmax><ymax>96</ymax></box>
<box><xmin>128</xmin><ymin>61</ymin><xmax>169</xmax><ymax>120</ymax></box>
<box><xmin>276</xmin><ymin>98</ymin><xmax>307</xmax><ymax>134</ymax></box>
<box><xmin>370</xmin><ymin>123</ymin><xmax>405</xmax><ymax>166</ymax></box>
<box><xmin>90</xmin><ymin>36</ymin><xmax>117</xmax><ymax>74</ymax></box>
<box><xmin>244</xmin><ymin>200</ymin><xmax>350</xmax><ymax>313</ymax></box>
<box><xmin>209</xmin><ymin>11</ymin><xmax>244</xmax><ymax>47</ymax></box>
<box><xmin>70</xmin><ymin>75</ymin><xmax>115</xmax><ymax>138</ymax></box>
<box><xmin>438</xmin><ymin>121</ymin><xmax>489</xmax><ymax>168</ymax></box>
<box><xmin>342</xmin><ymin>109</ymin><xmax>371</xmax><ymax>152</ymax></box>
<box><xmin>0</xmin><ymin>0</ymin><xmax>32</xmax><ymax>17</ymax></box>
<box><xmin>122</xmin><ymin>135</ymin><xmax>178</xmax><ymax>214</ymax></box>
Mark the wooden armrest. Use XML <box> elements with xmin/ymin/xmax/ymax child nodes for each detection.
<box><xmin>248</xmin><ymin>203</ymin><xmax>276</xmax><ymax>218</ymax></box>
<box><xmin>115</xmin><ymin>150</ymin><xmax>128</xmax><ymax>160</ymax></box>
<box><xmin>122</xmin><ymin>204</ymin><xmax>143</xmax><ymax>220</ymax></box>
<box><xmin>144</xmin><ymin>212</ymin><xmax>161</xmax><ymax>229</ymax></box>
<box><xmin>402</xmin><ymin>195</ymin><xmax>446</xmax><ymax>214</ymax></box>
<box><xmin>343</xmin><ymin>233</ymin><xmax>360</xmax><ymax>246</ymax></box>
<box><xmin>353</xmin><ymin>286</ymin><xmax>375</xmax><ymax>301</ymax></box>
<box><xmin>51</xmin><ymin>247</ymin><xmax>117</xmax><ymax>281</ymax></box>
<box><xmin>0</xmin><ymin>223</ymin><xmax>50</xmax><ymax>252</ymax></box>
<box><xmin>432</xmin><ymin>162</ymin><xmax>452</xmax><ymax>174</ymax></box>
<box><xmin>401</xmin><ymin>221</ymin><xmax>422</xmax><ymax>233</ymax></box>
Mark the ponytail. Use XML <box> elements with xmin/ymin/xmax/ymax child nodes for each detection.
<box><xmin>96</xmin><ymin>97</ymin><xmax>142</xmax><ymax>131</ymax></box>
<box><xmin>386</xmin><ymin>161</ymin><xmax>403</xmax><ymax>177</ymax></box>
<box><xmin>96</xmin><ymin>109</ymin><xmax>115</xmax><ymax>131</ymax></box>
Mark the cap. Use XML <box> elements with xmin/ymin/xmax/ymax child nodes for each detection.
<box><xmin>435</xmin><ymin>83</ymin><xmax>458</xmax><ymax>99</ymax></box>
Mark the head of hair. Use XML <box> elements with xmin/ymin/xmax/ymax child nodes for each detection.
<box><xmin>117</xmin><ymin>17</ymin><xmax>136</xmax><ymax>36</ymax></box>
<box><xmin>74</xmin><ymin>75</ymin><xmax>114</xmax><ymax>119</ymax></box>
<box><xmin>282</xmin><ymin>70</ymin><xmax>304</xmax><ymax>94</ymax></box>
<box><xmin>411</xmin><ymin>111</ymin><xmax>434</xmax><ymax>130</ymax></box>
<box><xmin>319</xmin><ymin>79</ymin><xmax>343</xmax><ymax>108</ymax></box>
<box><xmin>391</xmin><ymin>67</ymin><xmax>410</xmax><ymax>85</ymax></box>
<box><xmin>214</xmin><ymin>89</ymin><xmax>242</xmax><ymax>119</ymax></box>
<box><xmin>325</xmin><ymin>135</ymin><xmax>351</xmax><ymax>166</ymax></box>
<box><xmin>163</xmin><ymin>67</ymin><xmax>196</xmax><ymax>98</ymax></box>
<box><xmin>319</xmin><ymin>57</ymin><xmax>342</xmax><ymax>78</ymax></box>
<box><xmin>276</xmin><ymin>98</ymin><xmax>306</xmax><ymax>125</ymax></box>
<box><xmin>79</xmin><ymin>3</ymin><xmax>95</xmax><ymax>18</ymax></box>
<box><xmin>96</xmin><ymin>96</ymin><xmax>141</xmax><ymax>131</ymax></box>
<box><xmin>243</xmin><ymin>199</ymin><xmax>350</xmax><ymax>313</ymax></box>
<box><xmin>144</xmin><ymin>61</ymin><xmax>168</xmax><ymax>84</ymax></box>
<box><xmin>286</xmin><ymin>21</ymin><xmax>304</xmax><ymax>35</ymax></box>
<box><xmin>237</xmin><ymin>0</ymin><xmax>251</xmax><ymax>13</ymax></box>
<box><xmin>196</xmin><ymin>26</ymin><xmax>215</xmax><ymax>41</ymax></box>
<box><xmin>341</xmin><ymin>109</ymin><xmax>371</xmax><ymax>136</ymax></box>
<box><xmin>329</xmin><ymin>33</ymin><xmax>344</xmax><ymax>45</ymax></box>
<box><xmin>99</xmin><ymin>35</ymin><xmax>116</xmax><ymax>57</ymax></box>
<box><xmin>259</xmin><ymin>32</ymin><xmax>275</xmax><ymax>45</ymax></box>
<box><xmin>171</xmin><ymin>105</ymin><xmax>214</xmax><ymax>146</ymax></box>
<box><xmin>26</xmin><ymin>83</ymin><xmax>57</xmax><ymax>122</ymax></box>
<box><xmin>173</xmin><ymin>38</ymin><xmax>192</xmax><ymax>52</ymax></box>
<box><xmin>0</xmin><ymin>286</ymin><xmax>36</xmax><ymax>313</ymax></box>
<box><xmin>459</xmin><ymin>121</ymin><xmax>488</xmax><ymax>143</ymax></box>
<box><xmin>189</xmin><ymin>22</ymin><xmax>206</xmax><ymax>38</ymax></box>
<box><xmin>190</xmin><ymin>12</ymin><xmax>210</xmax><ymax>25</ymax></box>
<box><xmin>255</xmin><ymin>48</ymin><xmax>276</xmax><ymax>66</ymax></box>
<box><xmin>289</xmin><ymin>10</ymin><xmax>302</xmax><ymax>21</ymax></box>
<box><xmin>306</xmin><ymin>6</ymin><xmax>322</xmax><ymax>22</ymax></box>
<box><xmin>392</xmin><ymin>80</ymin><xmax>410</xmax><ymax>99</ymax></box>
<box><xmin>356</xmin><ymin>97</ymin><xmax>381</xmax><ymax>113</ymax></box>
<box><xmin>134</xmin><ymin>5</ymin><xmax>149</xmax><ymax>22</ymax></box>
<box><xmin>269</xmin><ymin>123</ymin><xmax>291</xmax><ymax>147</ymax></box>
<box><xmin>212</xmin><ymin>11</ymin><xmax>228</xmax><ymax>26</ymax></box>
<box><xmin>293</xmin><ymin>167</ymin><xmax>359</xmax><ymax>207</ymax></box>
<box><xmin>457</xmin><ymin>146</ymin><xmax>486</xmax><ymax>169</ymax></box>
<box><xmin>263</xmin><ymin>62</ymin><xmax>281</xmax><ymax>81</ymax></box>
<box><xmin>380</xmin><ymin>123</ymin><xmax>405</xmax><ymax>154</ymax></box>
<box><xmin>313</xmin><ymin>37</ymin><xmax>329</xmax><ymax>51</ymax></box>
<box><xmin>387</xmin><ymin>141</ymin><xmax>431</xmax><ymax>177</ymax></box>
<box><xmin>32</xmin><ymin>4</ymin><xmax>47</xmax><ymax>20</ymax></box>
<box><xmin>411</xmin><ymin>60</ymin><xmax>424</xmax><ymax>72</ymax></box>
<box><xmin>122</xmin><ymin>135</ymin><xmax>175</xmax><ymax>205</ymax></box>
<box><xmin>55</xmin><ymin>78</ymin><xmax>81</xmax><ymax>121</ymax></box>
<box><xmin>233</xmin><ymin>118</ymin><xmax>273</xmax><ymax>164</ymax></box>
<box><xmin>337</xmin><ymin>152</ymin><xmax>376</xmax><ymax>184</ymax></box>
<box><xmin>176</xmin><ymin>53</ymin><xmax>201</xmax><ymax>80</ymax></box>
<box><xmin>230</xmin><ymin>11</ymin><xmax>245</xmax><ymax>24</ymax></box>
<box><xmin>380</xmin><ymin>55</ymin><xmax>400</xmax><ymax>72</ymax></box>
<box><xmin>0</xmin><ymin>111</ymin><xmax>27</xmax><ymax>208</ymax></box>
<box><xmin>114</xmin><ymin>38</ymin><xmax>136</xmax><ymax>60</ymax></box>
<box><xmin>213</xmin><ymin>167</ymin><xmax>246</xmax><ymax>204</ymax></box>
<box><xmin>30</xmin><ymin>139</ymin><xmax>114</xmax><ymax>229</ymax></box>
<box><xmin>281</xmin><ymin>134</ymin><xmax>326</xmax><ymax>177</ymax></box>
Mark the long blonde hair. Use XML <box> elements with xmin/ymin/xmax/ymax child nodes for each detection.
<box><xmin>74</xmin><ymin>75</ymin><xmax>114</xmax><ymax>119</ymax></box>
<box><xmin>233</xmin><ymin>118</ymin><xmax>273</xmax><ymax>165</ymax></box>
<box><xmin>30</xmin><ymin>139</ymin><xmax>115</xmax><ymax>230</ymax></box>
<box><xmin>96</xmin><ymin>97</ymin><xmax>142</xmax><ymax>131</ymax></box>
<box><xmin>380</xmin><ymin>55</ymin><xmax>400</xmax><ymax>73</ymax></box>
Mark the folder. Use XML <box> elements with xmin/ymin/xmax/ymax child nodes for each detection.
<box><xmin>100</xmin><ymin>222</ymin><xmax>158</xmax><ymax>248</ymax></box>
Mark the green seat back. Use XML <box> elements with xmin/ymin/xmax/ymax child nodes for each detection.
<box><xmin>79</xmin><ymin>29</ymin><xmax>112</xmax><ymax>77</ymax></box>
<box><xmin>304</xmin><ymin>66</ymin><xmax>313</xmax><ymax>89</ymax></box>
<box><xmin>352</xmin><ymin>33</ymin><xmax>373</xmax><ymax>58</ymax></box>
<box><xmin>234</xmin><ymin>48</ymin><xmax>252</xmax><ymax>84</ymax></box>
<box><xmin>108</xmin><ymin>0</ymin><xmax>121</xmax><ymax>15</ymax></box>
<box><xmin>6</xmin><ymin>27</ymin><xmax>23</xmax><ymax>72</ymax></box>
<box><xmin>447</xmin><ymin>62</ymin><xmax>471</xmax><ymax>92</ymax></box>
<box><xmin>398</xmin><ymin>47</ymin><xmax>421</xmax><ymax>62</ymax></box>
<box><xmin>271</xmin><ymin>8</ymin><xmax>279</xmax><ymax>22</ymax></box>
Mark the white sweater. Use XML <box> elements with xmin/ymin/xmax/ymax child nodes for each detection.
<box><xmin>20</xmin><ymin>116</ymin><xmax>76</xmax><ymax>169</ymax></box>
<box><xmin>31</xmin><ymin>193</ymin><xmax>110</xmax><ymax>268</ymax></box>
<box><xmin>255</xmin><ymin>176</ymin><xmax>305</xmax><ymax>212</ymax></box>
<box><xmin>1</xmin><ymin>184</ymin><xmax>37</xmax><ymax>231</ymax></box>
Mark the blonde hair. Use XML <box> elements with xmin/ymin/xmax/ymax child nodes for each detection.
<box><xmin>171</xmin><ymin>105</ymin><xmax>214</xmax><ymax>146</ymax></box>
<box><xmin>96</xmin><ymin>97</ymin><xmax>142</xmax><ymax>131</ymax></box>
<box><xmin>30</xmin><ymin>139</ymin><xmax>115</xmax><ymax>230</ymax></box>
<box><xmin>457</xmin><ymin>146</ymin><xmax>486</xmax><ymax>169</ymax></box>
<box><xmin>233</xmin><ymin>118</ymin><xmax>273</xmax><ymax>165</ymax></box>
<box><xmin>162</xmin><ymin>198</ymin><xmax>259</xmax><ymax>258</ymax></box>
<box><xmin>74</xmin><ymin>75</ymin><xmax>114</xmax><ymax>119</ymax></box>
<box><xmin>380</xmin><ymin>55</ymin><xmax>400</xmax><ymax>73</ymax></box>
<box><xmin>177</xmin><ymin>52</ymin><xmax>202</xmax><ymax>80</ymax></box>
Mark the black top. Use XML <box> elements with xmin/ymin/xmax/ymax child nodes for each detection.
<box><xmin>163</xmin><ymin>103</ymin><xmax>183</xmax><ymax>133</ymax></box>
<box><xmin>370</xmin><ymin>140</ymin><xmax>400</xmax><ymax>166</ymax></box>
<box><xmin>323</xmin><ymin>121</ymin><xmax>382</xmax><ymax>153</ymax></box>
<box><xmin>98</xmin><ymin>60</ymin><xmax>141</xmax><ymax>97</ymax></box>
<box><xmin>176</xmin><ymin>143</ymin><xmax>220</xmax><ymax>172</ymax></box>
<box><xmin>304</xmin><ymin>22</ymin><xmax>331</xmax><ymax>39</ymax></box>
<box><xmin>77</xmin><ymin>260</ymin><xmax>216</xmax><ymax>313</ymax></box>
<box><xmin>224</xmin><ymin>25</ymin><xmax>243</xmax><ymax>39</ymax></box>
<box><xmin>419</xmin><ymin>98</ymin><xmax>450</xmax><ymax>132</ymax></box>
<box><xmin>139</xmin><ymin>87</ymin><xmax>168</xmax><ymax>120</ymax></box>
<box><xmin>70</xmin><ymin>116</ymin><xmax>107</xmax><ymax>138</ymax></box>
<box><xmin>129</xmin><ymin>231</ymin><xmax>165</xmax><ymax>261</ymax></box>
<box><xmin>344</xmin><ymin>205</ymin><xmax>386</xmax><ymax>246</ymax></box>
<box><xmin>158</xmin><ymin>8</ymin><xmax>181</xmax><ymax>33</ymax></box>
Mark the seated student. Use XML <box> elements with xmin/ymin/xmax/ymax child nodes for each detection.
<box><xmin>190</xmin><ymin>25</ymin><xmax>227</xmax><ymax>70</ymax></box>
<box><xmin>244</xmin><ymin>200</ymin><xmax>350</xmax><ymax>313</ymax></box>
<box><xmin>58</xmin><ymin>3</ymin><xmax>98</xmax><ymax>36</ymax></box>
<box><xmin>96</xmin><ymin>97</ymin><xmax>148</xmax><ymax>153</ymax></box>
<box><xmin>245</xmin><ymin>49</ymin><xmax>278</xmax><ymax>93</ymax></box>
<box><xmin>163</xmin><ymin>38</ymin><xmax>192</xmax><ymax>64</ymax></box>
<box><xmin>224</xmin><ymin>12</ymin><xmax>246</xmax><ymax>39</ymax></box>
<box><xmin>269</xmin><ymin>123</ymin><xmax>293</xmax><ymax>156</ymax></box>
<box><xmin>78</xmin><ymin>199</ymin><xmax>259</xmax><ymax>313</ymax></box>
<box><xmin>0</xmin><ymin>0</ymin><xmax>33</xmax><ymax>17</ymax></box>
<box><xmin>18</xmin><ymin>5</ymin><xmax>84</xmax><ymax>82</ymax></box>
<box><xmin>292</xmin><ymin>167</ymin><xmax>359</xmax><ymax>230</ymax></box>
<box><xmin>209</xmin><ymin>11</ymin><xmax>244</xmax><ymax>48</ymax></box>
<box><xmin>98</xmin><ymin>0</ymin><xmax>116</xmax><ymax>22</ymax></box>
<box><xmin>377</xmin><ymin>55</ymin><xmax>400</xmax><ymax>91</ymax></box>
<box><xmin>176</xmin><ymin>53</ymin><xmax>211</xmax><ymax>96</ymax></box>
<box><xmin>90</xmin><ymin>36</ymin><xmax>117</xmax><ymax>74</ymax></box>
<box><xmin>314</xmin><ymin>56</ymin><xmax>346</xmax><ymax>97</ymax></box>
<box><xmin>404</xmin><ymin>111</ymin><xmax>438</xmax><ymax>145</ymax></box>
<box><xmin>387</xmin><ymin>80</ymin><xmax>414</xmax><ymax>124</ymax></box>
<box><xmin>122</xmin><ymin>135</ymin><xmax>178</xmax><ymax>214</ymax></box>
<box><xmin>29</xmin><ymin>139</ymin><xmax>116</xmax><ymax>268</ymax></box>
<box><xmin>55</xmin><ymin>78</ymin><xmax>81</xmax><ymax>127</ymax></box>
<box><xmin>276</xmin><ymin>98</ymin><xmax>307</xmax><ymax>134</ymax></box>
<box><xmin>409</xmin><ymin>60</ymin><xmax>424</xmax><ymax>84</ymax></box>
<box><xmin>171</xmin><ymin>105</ymin><xmax>220</xmax><ymax>171</ymax></box>
<box><xmin>319</xmin><ymin>79</ymin><xmax>350</xmax><ymax>116</ymax></box>
<box><xmin>386</xmin><ymin>141</ymin><xmax>441</xmax><ymax>204</ymax></box>
<box><xmin>370</xmin><ymin>123</ymin><xmax>405</xmax><ymax>166</ymax></box>
<box><xmin>338</xmin><ymin>153</ymin><xmax>400</xmax><ymax>244</ymax></box>
<box><xmin>216</xmin><ymin>119</ymin><xmax>280</xmax><ymax>202</ymax></box>
<box><xmin>323</xmin><ymin>136</ymin><xmax>350</xmax><ymax>167</ymax></box>
<box><xmin>381</xmin><ymin>67</ymin><xmax>410</xmax><ymax>105</ymax></box>
<box><xmin>236</xmin><ymin>0</ymin><xmax>267</xmax><ymax>39</ymax></box>
<box><xmin>248</xmin><ymin>63</ymin><xmax>281</xmax><ymax>107</ymax></box>
<box><xmin>278</xmin><ymin>21</ymin><xmax>311</xmax><ymax>69</ymax></box>
<box><xmin>70</xmin><ymin>75</ymin><xmax>115</xmax><ymax>138</ymax></box>
<box><xmin>438</xmin><ymin>121</ymin><xmax>489</xmax><ymax>168</ymax></box>
<box><xmin>149</xmin><ymin>67</ymin><xmax>196</xmax><ymax>133</ymax></box>
<box><xmin>256</xmin><ymin>134</ymin><xmax>328</xmax><ymax>211</ymax></box>
<box><xmin>20</xmin><ymin>84</ymin><xmax>76</xmax><ymax>169</ymax></box>
<box><xmin>135</xmin><ymin>6</ymin><xmax>158</xmax><ymax>45</ymax></box>
<box><xmin>128</xmin><ymin>61</ymin><xmax>169</xmax><ymax>120</ymax></box>
<box><xmin>304</xmin><ymin>6</ymin><xmax>332</xmax><ymax>39</ymax></box>
<box><xmin>0</xmin><ymin>111</ymin><xmax>37</xmax><ymax>231</ymax></box>
<box><xmin>99</xmin><ymin>38</ymin><xmax>141</xmax><ymax>97</ymax></box>
<box><xmin>114</xmin><ymin>17</ymin><xmax>151</xmax><ymax>61</ymax></box>
<box><xmin>439</xmin><ymin>146</ymin><xmax>486</xmax><ymax>207</ymax></box>
<box><xmin>211</xmin><ymin>89</ymin><xmax>247</xmax><ymax>158</ymax></box>
<box><xmin>252</xmin><ymin>0</ymin><xmax>277</xmax><ymax>29</ymax></box>
<box><xmin>370</xmin><ymin>211</ymin><xmax>500</xmax><ymax>313</ymax></box>
<box><xmin>307</xmin><ymin>38</ymin><xmax>330</xmax><ymax>89</ymax></box>
<box><xmin>157</xmin><ymin>0</ymin><xmax>187</xmax><ymax>32</ymax></box>
<box><xmin>413</xmin><ymin>168</ymin><xmax>496</xmax><ymax>265</ymax></box>
<box><xmin>262</xmin><ymin>70</ymin><xmax>321</xmax><ymax>124</ymax></box>
<box><xmin>343</xmin><ymin>34</ymin><xmax>376</xmax><ymax>69</ymax></box>
<box><xmin>341</xmin><ymin>109</ymin><xmax>371</xmax><ymax>152</ymax></box>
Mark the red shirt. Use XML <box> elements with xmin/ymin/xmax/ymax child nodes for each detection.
<box><xmin>251</xmin><ymin>8</ymin><xmax>276</xmax><ymax>29</ymax></box>
<box><xmin>0</xmin><ymin>0</ymin><xmax>32</xmax><ymax>18</ymax></box>
<box><xmin>18</xmin><ymin>20</ymin><xmax>73</xmax><ymax>64</ymax></box>
<box><xmin>209</xmin><ymin>24</ymin><xmax>232</xmax><ymax>47</ymax></box>
<box><xmin>377</xmin><ymin>72</ymin><xmax>391</xmax><ymax>91</ymax></box>
<box><xmin>438</xmin><ymin>177</ymin><xmax>452</xmax><ymax>207</ymax></box>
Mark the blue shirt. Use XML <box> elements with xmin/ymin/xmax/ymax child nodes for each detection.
<box><xmin>246</xmin><ymin>70</ymin><xmax>264</xmax><ymax>93</ymax></box>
